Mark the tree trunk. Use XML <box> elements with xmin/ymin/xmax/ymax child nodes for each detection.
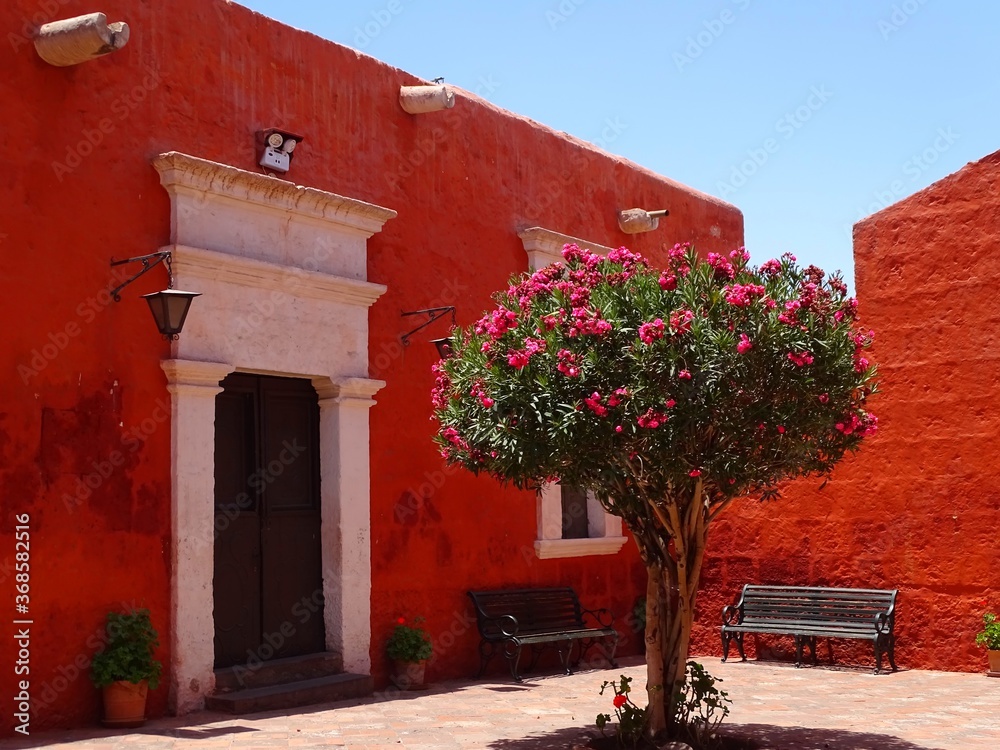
<box><xmin>644</xmin><ymin>563</ymin><xmax>667</xmax><ymax>734</ymax></box>
<box><xmin>644</xmin><ymin>490</ymin><xmax>711</xmax><ymax>739</ymax></box>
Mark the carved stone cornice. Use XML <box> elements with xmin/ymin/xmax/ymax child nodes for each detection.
<box><xmin>313</xmin><ymin>377</ymin><xmax>386</xmax><ymax>404</ymax></box>
<box><xmin>153</xmin><ymin>152</ymin><xmax>397</xmax><ymax>236</ymax></box>
<box><xmin>517</xmin><ymin>226</ymin><xmax>615</xmax><ymax>270</ymax></box>
<box><xmin>161</xmin><ymin>360</ymin><xmax>235</xmax><ymax>393</ymax></box>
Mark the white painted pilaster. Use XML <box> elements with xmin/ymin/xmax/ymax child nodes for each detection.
<box><xmin>315</xmin><ymin>377</ymin><xmax>384</xmax><ymax>675</ymax></box>
<box><xmin>161</xmin><ymin>359</ymin><xmax>235</xmax><ymax>714</ymax></box>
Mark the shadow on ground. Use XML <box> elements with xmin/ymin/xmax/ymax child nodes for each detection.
<box><xmin>7</xmin><ymin>722</ymin><xmax>259</xmax><ymax>749</ymax></box>
<box><xmin>722</xmin><ymin>723</ymin><xmax>932</xmax><ymax>750</ymax></box>
<box><xmin>486</xmin><ymin>723</ymin><xmax>935</xmax><ymax>750</ymax></box>
<box><xmin>486</xmin><ymin>724</ymin><xmax>593</xmax><ymax>749</ymax></box>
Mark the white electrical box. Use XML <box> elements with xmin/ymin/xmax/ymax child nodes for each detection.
<box><xmin>260</xmin><ymin>146</ymin><xmax>291</xmax><ymax>173</ymax></box>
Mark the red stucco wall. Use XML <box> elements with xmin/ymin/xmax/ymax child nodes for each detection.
<box><xmin>695</xmin><ymin>151</ymin><xmax>1000</xmax><ymax>673</ymax></box>
<box><xmin>0</xmin><ymin>0</ymin><xmax>743</xmax><ymax>734</ymax></box>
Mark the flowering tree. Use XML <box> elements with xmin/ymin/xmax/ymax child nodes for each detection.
<box><xmin>431</xmin><ymin>243</ymin><xmax>877</xmax><ymax>736</ymax></box>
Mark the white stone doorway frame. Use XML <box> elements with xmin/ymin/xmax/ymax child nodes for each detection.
<box><xmin>152</xmin><ymin>152</ymin><xmax>395</xmax><ymax>714</ymax></box>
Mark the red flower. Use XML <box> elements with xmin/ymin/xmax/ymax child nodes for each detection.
<box><xmin>689</xmin><ymin>469</ymin><xmax>701</xmax><ymax>477</ymax></box>
<box><xmin>613</xmin><ymin>694</ymin><xmax>628</xmax><ymax>708</ymax></box>
<box><xmin>397</xmin><ymin>617</ymin><xmax>406</xmax><ymax>625</ymax></box>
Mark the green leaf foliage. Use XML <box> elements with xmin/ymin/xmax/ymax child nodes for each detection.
<box><xmin>386</xmin><ymin>617</ymin><xmax>433</xmax><ymax>662</ymax></box>
<box><xmin>432</xmin><ymin>243</ymin><xmax>878</xmax><ymax>517</ymax></box>
<box><xmin>90</xmin><ymin>608</ymin><xmax>163</xmax><ymax>689</ymax></box>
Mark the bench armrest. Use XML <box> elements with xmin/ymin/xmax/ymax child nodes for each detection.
<box><xmin>487</xmin><ymin>613</ymin><xmax>519</xmax><ymax>638</ymax></box>
<box><xmin>722</xmin><ymin>604</ymin><xmax>742</xmax><ymax>626</ymax></box>
<box><xmin>581</xmin><ymin>607</ymin><xmax>614</xmax><ymax>629</ymax></box>
<box><xmin>874</xmin><ymin>611</ymin><xmax>892</xmax><ymax>635</ymax></box>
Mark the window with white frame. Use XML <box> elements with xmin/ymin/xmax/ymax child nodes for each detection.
<box><xmin>517</xmin><ymin>226</ymin><xmax>629</xmax><ymax>560</ymax></box>
<box><xmin>534</xmin><ymin>483</ymin><xmax>628</xmax><ymax>559</ymax></box>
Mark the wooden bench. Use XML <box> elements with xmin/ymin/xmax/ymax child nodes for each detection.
<box><xmin>467</xmin><ymin>587</ymin><xmax>619</xmax><ymax>682</ymax></box>
<box><xmin>721</xmin><ymin>585</ymin><xmax>899</xmax><ymax>674</ymax></box>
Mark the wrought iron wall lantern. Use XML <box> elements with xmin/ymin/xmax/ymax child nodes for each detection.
<box><xmin>401</xmin><ymin>306</ymin><xmax>456</xmax><ymax>358</ymax></box>
<box><xmin>109</xmin><ymin>251</ymin><xmax>201</xmax><ymax>340</ymax></box>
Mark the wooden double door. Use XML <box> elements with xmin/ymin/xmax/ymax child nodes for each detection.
<box><xmin>213</xmin><ymin>373</ymin><xmax>325</xmax><ymax>669</ymax></box>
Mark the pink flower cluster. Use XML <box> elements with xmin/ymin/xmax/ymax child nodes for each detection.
<box><xmin>557</xmin><ymin>349</ymin><xmax>581</xmax><ymax>377</ymax></box>
<box><xmin>760</xmin><ymin>258</ymin><xmax>782</xmax><ymax>275</ymax></box>
<box><xmin>475</xmin><ymin>306</ymin><xmax>519</xmax><ymax>340</ymax></box>
<box><xmin>666</xmin><ymin>242</ymin><xmax>693</xmax><ymax>277</ymax></box>
<box><xmin>470</xmin><ymin>380</ymin><xmax>494</xmax><ymax>409</ymax></box>
<box><xmin>557</xmin><ymin>278</ymin><xmax>592</xmax><ymax>307</ymax></box>
<box><xmin>638</xmin><ymin>318</ymin><xmax>665</xmax><ymax>344</ymax></box>
<box><xmin>852</xmin><ymin>328</ymin><xmax>874</xmax><ymax>372</ymax></box>
<box><xmin>670</xmin><ymin>309</ymin><xmax>695</xmax><ymax>335</ymax></box>
<box><xmin>787</xmin><ymin>350</ymin><xmax>814</xmax><ymax>367</ymax></box>
<box><xmin>539</xmin><ymin>309</ymin><xmax>566</xmax><ymax>331</ymax></box>
<box><xmin>567</xmin><ymin>308</ymin><xmax>612</xmax><ymax>337</ymax></box>
<box><xmin>736</xmin><ymin>333</ymin><xmax>753</xmax><ymax>354</ymax></box>
<box><xmin>777</xmin><ymin>299</ymin><xmax>800</xmax><ymax>326</ymax></box>
<box><xmin>506</xmin><ymin>337</ymin><xmax>547</xmax><ymax>369</ymax></box>
<box><xmin>835</xmin><ymin>411</ymin><xmax>878</xmax><ymax>437</ymax></box>
<box><xmin>707</xmin><ymin>252</ymin><xmax>735</xmax><ymax>280</ymax></box>
<box><xmin>584</xmin><ymin>392</ymin><xmax>608</xmax><ymax>417</ymax></box>
<box><xmin>677</xmin><ymin>369</ymin><xmax>692</xmax><ymax>381</ymax></box>
<box><xmin>440</xmin><ymin>426</ymin><xmax>468</xmax><ymax>451</ymax></box>
<box><xmin>638</xmin><ymin>407</ymin><xmax>668</xmax><ymax>429</ymax></box>
<box><xmin>834</xmin><ymin>297</ymin><xmax>859</xmax><ymax>323</ymax></box>
<box><xmin>797</xmin><ymin>282</ymin><xmax>819</xmax><ymax>310</ymax></box>
<box><xmin>658</xmin><ymin>273</ymin><xmax>677</xmax><ymax>291</ymax></box>
<box><xmin>507</xmin><ymin>350</ymin><xmax>530</xmax><ymax>368</ymax></box>
<box><xmin>723</xmin><ymin>283</ymin><xmax>767</xmax><ymax>307</ymax></box>
<box><xmin>430</xmin><ymin>362</ymin><xmax>453</xmax><ymax>410</ymax></box>
<box><xmin>607</xmin><ymin>246</ymin><xmax>647</xmax><ymax>267</ymax></box>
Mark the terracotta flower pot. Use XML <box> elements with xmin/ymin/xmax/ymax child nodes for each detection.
<box><xmin>101</xmin><ymin>679</ymin><xmax>148</xmax><ymax>728</ymax></box>
<box><xmin>988</xmin><ymin>650</ymin><xmax>1000</xmax><ymax>674</ymax></box>
<box><xmin>389</xmin><ymin>659</ymin><xmax>427</xmax><ymax>690</ymax></box>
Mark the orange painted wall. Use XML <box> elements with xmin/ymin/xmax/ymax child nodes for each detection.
<box><xmin>0</xmin><ymin>0</ymin><xmax>743</xmax><ymax>734</ymax></box>
<box><xmin>695</xmin><ymin>151</ymin><xmax>1000</xmax><ymax>673</ymax></box>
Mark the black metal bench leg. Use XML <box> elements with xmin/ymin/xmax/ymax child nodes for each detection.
<box><xmin>476</xmin><ymin>640</ymin><xmax>495</xmax><ymax>678</ymax></box>
<box><xmin>505</xmin><ymin>641</ymin><xmax>525</xmax><ymax>683</ymax></box>
<box><xmin>734</xmin><ymin>632</ymin><xmax>746</xmax><ymax>661</ymax></box>
<box><xmin>794</xmin><ymin>636</ymin><xmax>804</xmax><ymax>668</ymax></box>
<box><xmin>808</xmin><ymin>636</ymin><xmax>818</xmax><ymax>665</ymax></box>
<box><xmin>887</xmin><ymin>634</ymin><xmax>898</xmax><ymax>672</ymax></box>
<box><xmin>526</xmin><ymin>644</ymin><xmax>544</xmax><ymax>673</ymax></box>
<box><xmin>721</xmin><ymin>631</ymin><xmax>731</xmax><ymax>662</ymax></box>
<box><xmin>874</xmin><ymin>636</ymin><xmax>885</xmax><ymax>675</ymax></box>
<box><xmin>553</xmin><ymin>640</ymin><xmax>572</xmax><ymax>675</ymax></box>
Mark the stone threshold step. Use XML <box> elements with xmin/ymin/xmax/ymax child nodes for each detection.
<box><xmin>214</xmin><ymin>651</ymin><xmax>344</xmax><ymax>692</ymax></box>
<box><xmin>206</xmin><ymin>672</ymin><xmax>374</xmax><ymax>715</ymax></box>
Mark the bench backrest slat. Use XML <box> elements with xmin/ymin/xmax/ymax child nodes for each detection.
<box><xmin>735</xmin><ymin>585</ymin><xmax>896</xmax><ymax>631</ymax></box>
<box><xmin>468</xmin><ymin>588</ymin><xmax>584</xmax><ymax>637</ymax></box>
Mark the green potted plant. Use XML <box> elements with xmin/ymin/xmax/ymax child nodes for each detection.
<box><xmin>386</xmin><ymin>616</ymin><xmax>433</xmax><ymax>690</ymax></box>
<box><xmin>91</xmin><ymin>608</ymin><xmax>162</xmax><ymax>727</ymax></box>
<box><xmin>974</xmin><ymin>608</ymin><xmax>1000</xmax><ymax>675</ymax></box>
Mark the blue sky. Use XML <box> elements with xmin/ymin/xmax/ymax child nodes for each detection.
<box><xmin>238</xmin><ymin>0</ymin><xmax>999</xmax><ymax>288</ymax></box>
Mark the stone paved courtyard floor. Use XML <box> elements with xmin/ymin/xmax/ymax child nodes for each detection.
<box><xmin>9</xmin><ymin>657</ymin><xmax>1000</xmax><ymax>749</ymax></box>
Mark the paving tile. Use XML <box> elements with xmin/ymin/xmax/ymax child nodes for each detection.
<box><xmin>7</xmin><ymin>657</ymin><xmax>1000</xmax><ymax>749</ymax></box>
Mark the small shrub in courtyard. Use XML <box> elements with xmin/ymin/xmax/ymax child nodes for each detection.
<box><xmin>596</xmin><ymin>674</ymin><xmax>648</xmax><ymax>749</ymax></box>
<box><xmin>673</xmin><ymin>661</ymin><xmax>732</xmax><ymax>748</ymax></box>
<box><xmin>975</xmin><ymin>609</ymin><xmax>1000</xmax><ymax>650</ymax></box>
